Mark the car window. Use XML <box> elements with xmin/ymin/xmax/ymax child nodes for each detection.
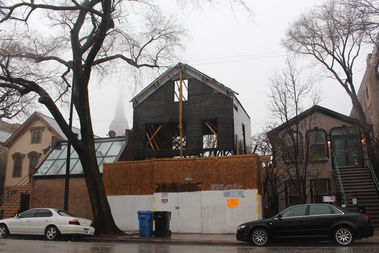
<box><xmin>330</xmin><ymin>206</ymin><xmax>343</xmax><ymax>214</ymax></box>
<box><xmin>309</xmin><ymin>205</ymin><xmax>332</xmax><ymax>215</ymax></box>
<box><xmin>19</xmin><ymin>209</ymin><xmax>38</xmax><ymax>218</ymax></box>
<box><xmin>36</xmin><ymin>209</ymin><xmax>53</xmax><ymax>217</ymax></box>
<box><xmin>281</xmin><ymin>205</ymin><xmax>307</xmax><ymax>218</ymax></box>
<box><xmin>57</xmin><ymin>210</ymin><xmax>73</xmax><ymax>217</ymax></box>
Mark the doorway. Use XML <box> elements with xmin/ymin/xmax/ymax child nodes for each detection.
<box><xmin>331</xmin><ymin>127</ymin><xmax>362</xmax><ymax>168</ymax></box>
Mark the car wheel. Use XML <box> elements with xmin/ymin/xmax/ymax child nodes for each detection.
<box><xmin>0</xmin><ymin>224</ymin><xmax>8</xmax><ymax>238</ymax></box>
<box><xmin>45</xmin><ymin>225</ymin><xmax>60</xmax><ymax>240</ymax></box>
<box><xmin>250</xmin><ymin>227</ymin><xmax>269</xmax><ymax>246</ymax></box>
<box><xmin>334</xmin><ymin>226</ymin><xmax>353</xmax><ymax>246</ymax></box>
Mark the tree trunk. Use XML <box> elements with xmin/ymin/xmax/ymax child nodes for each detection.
<box><xmin>72</xmin><ymin>75</ymin><xmax>121</xmax><ymax>234</ymax></box>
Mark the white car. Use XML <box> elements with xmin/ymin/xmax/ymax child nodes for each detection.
<box><xmin>0</xmin><ymin>208</ymin><xmax>95</xmax><ymax>240</ymax></box>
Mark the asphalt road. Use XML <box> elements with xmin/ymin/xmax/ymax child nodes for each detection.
<box><xmin>0</xmin><ymin>239</ymin><xmax>379</xmax><ymax>253</ymax></box>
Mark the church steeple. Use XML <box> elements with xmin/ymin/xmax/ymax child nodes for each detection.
<box><xmin>109</xmin><ymin>91</ymin><xmax>129</xmax><ymax>137</ymax></box>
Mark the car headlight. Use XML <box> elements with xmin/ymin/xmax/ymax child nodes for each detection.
<box><xmin>238</xmin><ymin>224</ymin><xmax>246</xmax><ymax>230</ymax></box>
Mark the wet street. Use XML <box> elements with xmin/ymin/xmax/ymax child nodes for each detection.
<box><xmin>0</xmin><ymin>239</ymin><xmax>379</xmax><ymax>253</ymax></box>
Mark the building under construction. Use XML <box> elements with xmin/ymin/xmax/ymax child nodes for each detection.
<box><xmin>131</xmin><ymin>63</ymin><xmax>251</xmax><ymax>160</ymax></box>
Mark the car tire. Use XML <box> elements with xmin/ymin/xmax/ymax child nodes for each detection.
<box><xmin>0</xmin><ymin>224</ymin><xmax>9</xmax><ymax>238</ymax></box>
<box><xmin>250</xmin><ymin>227</ymin><xmax>269</xmax><ymax>246</ymax></box>
<box><xmin>45</xmin><ymin>225</ymin><xmax>60</xmax><ymax>240</ymax></box>
<box><xmin>334</xmin><ymin>226</ymin><xmax>353</xmax><ymax>246</ymax></box>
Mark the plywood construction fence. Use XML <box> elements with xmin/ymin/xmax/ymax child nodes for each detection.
<box><xmin>104</xmin><ymin>155</ymin><xmax>263</xmax><ymax>233</ymax></box>
<box><xmin>104</xmin><ymin>155</ymin><xmax>262</xmax><ymax>195</ymax></box>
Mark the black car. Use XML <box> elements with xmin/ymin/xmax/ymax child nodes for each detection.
<box><xmin>236</xmin><ymin>204</ymin><xmax>373</xmax><ymax>246</ymax></box>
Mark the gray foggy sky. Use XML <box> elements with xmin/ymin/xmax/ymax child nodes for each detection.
<box><xmin>74</xmin><ymin>0</ymin><xmax>371</xmax><ymax>137</ymax></box>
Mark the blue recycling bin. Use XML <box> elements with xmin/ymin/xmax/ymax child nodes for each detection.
<box><xmin>137</xmin><ymin>211</ymin><xmax>154</xmax><ymax>237</ymax></box>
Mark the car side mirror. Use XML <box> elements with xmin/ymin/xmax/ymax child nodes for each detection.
<box><xmin>275</xmin><ymin>214</ymin><xmax>282</xmax><ymax>220</ymax></box>
<box><xmin>16</xmin><ymin>214</ymin><xmax>20</xmax><ymax>218</ymax></box>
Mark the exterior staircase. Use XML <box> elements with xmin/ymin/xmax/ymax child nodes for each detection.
<box><xmin>335</xmin><ymin>167</ymin><xmax>379</xmax><ymax>227</ymax></box>
<box><xmin>0</xmin><ymin>184</ymin><xmax>31</xmax><ymax>219</ymax></box>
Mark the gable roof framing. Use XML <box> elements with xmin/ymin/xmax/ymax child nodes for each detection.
<box><xmin>130</xmin><ymin>63</ymin><xmax>238</xmax><ymax>108</ymax></box>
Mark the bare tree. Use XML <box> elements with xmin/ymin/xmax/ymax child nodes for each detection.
<box><xmin>251</xmin><ymin>126</ymin><xmax>279</xmax><ymax>217</ymax></box>
<box><xmin>0</xmin><ymin>0</ymin><xmax>185</xmax><ymax>234</ymax></box>
<box><xmin>267</xmin><ymin>58</ymin><xmax>323</xmax><ymax>207</ymax></box>
<box><xmin>282</xmin><ymin>0</ymin><xmax>378</xmax><ymax>172</ymax></box>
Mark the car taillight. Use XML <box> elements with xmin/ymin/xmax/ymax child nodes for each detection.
<box><xmin>69</xmin><ymin>220</ymin><xmax>81</xmax><ymax>225</ymax></box>
<box><xmin>90</xmin><ymin>222</ymin><xmax>94</xmax><ymax>227</ymax></box>
<box><xmin>365</xmin><ymin>215</ymin><xmax>370</xmax><ymax>221</ymax></box>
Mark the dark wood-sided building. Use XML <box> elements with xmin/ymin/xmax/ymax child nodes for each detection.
<box><xmin>131</xmin><ymin>63</ymin><xmax>251</xmax><ymax>160</ymax></box>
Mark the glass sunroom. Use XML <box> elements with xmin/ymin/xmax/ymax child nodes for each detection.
<box><xmin>34</xmin><ymin>137</ymin><xmax>126</xmax><ymax>176</ymax></box>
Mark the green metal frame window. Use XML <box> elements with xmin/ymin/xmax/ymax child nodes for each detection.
<box><xmin>35</xmin><ymin>138</ymin><xmax>126</xmax><ymax>176</ymax></box>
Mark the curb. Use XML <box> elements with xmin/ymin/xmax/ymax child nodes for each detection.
<box><xmin>82</xmin><ymin>236</ymin><xmax>379</xmax><ymax>247</ymax></box>
<box><xmin>83</xmin><ymin>236</ymin><xmax>245</xmax><ymax>246</ymax></box>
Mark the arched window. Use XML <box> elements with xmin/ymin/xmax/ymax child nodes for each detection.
<box><xmin>12</xmin><ymin>153</ymin><xmax>25</xmax><ymax>178</ymax></box>
<box><xmin>282</xmin><ymin>131</ymin><xmax>303</xmax><ymax>162</ymax></box>
<box><xmin>307</xmin><ymin>129</ymin><xmax>328</xmax><ymax>161</ymax></box>
<box><xmin>28</xmin><ymin>152</ymin><xmax>41</xmax><ymax>181</ymax></box>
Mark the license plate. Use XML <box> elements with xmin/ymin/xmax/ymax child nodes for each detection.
<box><xmin>84</xmin><ymin>228</ymin><xmax>89</xmax><ymax>233</ymax></box>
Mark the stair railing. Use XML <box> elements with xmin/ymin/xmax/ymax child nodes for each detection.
<box><xmin>333</xmin><ymin>153</ymin><xmax>347</xmax><ymax>207</ymax></box>
<box><xmin>367</xmin><ymin>160</ymin><xmax>379</xmax><ymax>193</ymax></box>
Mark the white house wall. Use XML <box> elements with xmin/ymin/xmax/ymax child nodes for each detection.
<box><xmin>108</xmin><ymin>189</ymin><xmax>261</xmax><ymax>233</ymax></box>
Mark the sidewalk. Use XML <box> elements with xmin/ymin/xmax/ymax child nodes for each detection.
<box><xmin>85</xmin><ymin>229</ymin><xmax>379</xmax><ymax>246</ymax></box>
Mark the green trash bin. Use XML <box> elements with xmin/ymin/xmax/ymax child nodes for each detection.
<box><xmin>137</xmin><ymin>211</ymin><xmax>153</xmax><ymax>237</ymax></box>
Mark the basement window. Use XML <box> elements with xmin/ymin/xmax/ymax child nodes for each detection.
<box><xmin>174</xmin><ymin>79</ymin><xmax>188</xmax><ymax>102</ymax></box>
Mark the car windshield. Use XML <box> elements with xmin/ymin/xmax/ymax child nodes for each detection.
<box><xmin>57</xmin><ymin>210</ymin><xmax>74</xmax><ymax>217</ymax></box>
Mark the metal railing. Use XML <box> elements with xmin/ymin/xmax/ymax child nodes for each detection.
<box><xmin>367</xmin><ymin>160</ymin><xmax>379</xmax><ymax>193</ymax></box>
<box><xmin>333</xmin><ymin>153</ymin><xmax>347</xmax><ymax>207</ymax></box>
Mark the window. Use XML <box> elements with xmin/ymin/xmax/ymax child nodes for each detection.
<box><xmin>36</xmin><ymin>209</ymin><xmax>53</xmax><ymax>217</ymax></box>
<box><xmin>174</xmin><ymin>79</ymin><xmax>188</xmax><ymax>102</ymax></box>
<box><xmin>307</xmin><ymin>129</ymin><xmax>328</xmax><ymax>160</ymax></box>
<box><xmin>19</xmin><ymin>209</ymin><xmax>38</xmax><ymax>218</ymax></box>
<box><xmin>311</xmin><ymin>179</ymin><xmax>330</xmax><ymax>203</ymax></box>
<box><xmin>31</xmin><ymin>127</ymin><xmax>43</xmax><ymax>144</ymax></box>
<box><xmin>282</xmin><ymin>131</ymin><xmax>303</xmax><ymax>162</ymax></box>
<box><xmin>202</xmin><ymin>120</ymin><xmax>217</xmax><ymax>149</ymax></box>
<box><xmin>12</xmin><ymin>154</ymin><xmax>24</xmax><ymax>177</ymax></box>
<box><xmin>309</xmin><ymin>205</ymin><xmax>332</xmax><ymax>215</ymax></box>
<box><xmin>285</xmin><ymin>181</ymin><xmax>304</xmax><ymax>207</ymax></box>
<box><xmin>280</xmin><ymin>205</ymin><xmax>307</xmax><ymax>218</ymax></box>
<box><xmin>28</xmin><ymin>153</ymin><xmax>39</xmax><ymax>181</ymax></box>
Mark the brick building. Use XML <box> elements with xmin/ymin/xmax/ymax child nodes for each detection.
<box><xmin>30</xmin><ymin>136</ymin><xmax>127</xmax><ymax>219</ymax></box>
<box><xmin>0</xmin><ymin>112</ymin><xmax>77</xmax><ymax>218</ymax></box>
<box><xmin>268</xmin><ymin>105</ymin><xmax>379</xmax><ymax>226</ymax></box>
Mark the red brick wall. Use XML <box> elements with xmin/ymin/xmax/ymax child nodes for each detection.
<box><xmin>30</xmin><ymin>177</ymin><xmax>93</xmax><ymax>219</ymax></box>
<box><xmin>104</xmin><ymin>155</ymin><xmax>262</xmax><ymax>196</ymax></box>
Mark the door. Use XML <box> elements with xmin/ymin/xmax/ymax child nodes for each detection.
<box><xmin>303</xmin><ymin>204</ymin><xmax>336</xmax><ymax>237</ymax></box>
<box><xmin>19</xmin><ymin>193</ymin><xmax>30</xmax><ymax>213</ymax></box>
<box><xmin>270</xmin><ymin>204</ymin><xmax>308</xmax><ymax>238</ymax></box>
<box><xmin>331</xmin><ymin>128</ymin><xmax>362</xmax><ymax>168</ymax></box>
<box><xmin>154</xmin><ymin>192</ymin><xmax>202</xmax><ymax>233</ymax></box>
<box><xmin>7</xmin><ymin>209</ymin><xmax>37</xmax><ymax>234</ymax></box>
<box><xmin>28</xmin><ymin>209</ymin><xmax>53</xmax><ymax>235</ymax></box>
